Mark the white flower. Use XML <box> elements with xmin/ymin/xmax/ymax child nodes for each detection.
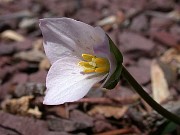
<box><xmin>39</xmin><ymin>18</ymin><xmax>119</xmax><ymax>105</ymax></box>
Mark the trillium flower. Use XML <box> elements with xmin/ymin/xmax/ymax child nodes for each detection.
<box><xmin>39</xmin><ymin>18</ymin><xmax>123</xmax><ymax>105</ymax></box>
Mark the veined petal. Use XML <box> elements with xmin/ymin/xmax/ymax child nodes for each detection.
<box><xmin>93</xmin><ymin>27</ymin><xmax>109</xmax><ymax>57</ymax></box>
<box><xmin>93</xmin><ymin>27</ymin><xmax>117</xmax><ymax>86</ymax></box>
<box><xmin>39</xmin><ymin>18</ymin><xmax>105</xmax><ymax>64</ymax></box>
<box><xmin>44</xmin><ymin>57</ymin><xmax>107</xmax><ymax>105</ymax></box>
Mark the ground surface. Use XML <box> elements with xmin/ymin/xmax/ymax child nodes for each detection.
<box><xmin>0</xmin><ymin>0</ymin><xmax>180</xmax><ymax>135</ymax></box>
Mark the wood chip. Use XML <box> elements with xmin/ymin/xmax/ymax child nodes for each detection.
<box><xmin>39</xmin><ymin>58</ymin><xmax>51</xmax><ymax>70</ymax></box>
<box><xmin>27</xmin><ymin>106</ymin><xmax>42</xmax><ymax>118</ymax></box>
<box><xmin>1</xmin><ymin>30</ymin><xmax>25</xmax><ymax>41</ymax></box>
<box><xmin>1</xmin><ymin>96</ymin><xmax>33</xmax><ymax>115</ymax></box>
<box><xmin>88</xmin><ymin>105</ymin><xmax>128</xmax><ymax>119</ymax></box>
<box><xmin>151</xmin><ymin>60</ymin><xmax>171</xmax><ymax>103</ymax></box>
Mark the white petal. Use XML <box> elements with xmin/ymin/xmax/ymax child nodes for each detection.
<box><xmin>94</xmin><ymin>27</ymin><xmax>117</xmax><ymax>85</ymax></box>
<box><xmin>44</xmin><ymin>56</ymin><xmax>107</xmax><ymax>105</ymax></box>
<box><xmin>39</xmin><ymin>18</ymin><xmax>105</xmax><ymax>64</ymax></box>
<box><xmin>93</xmin><ymin>27</ymin><xmax>110</xmax><ymax>57</ymax></box>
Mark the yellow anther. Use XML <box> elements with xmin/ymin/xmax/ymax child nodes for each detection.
<box><xmin>95</xmin><ymin>67</ymin><xmax>109</xmax><ymax>73</ymax></box>
<box><xmin>82</xmin><ymin>54</ymin><xmax>95</xmax><ymax>62</ymax></box>
<box><xmin>78</xmin><ymin>53</ymin><xmax>110</xmax><ymax>73</ymax></box>
<box><xmin>95</xmin><ymin>58</ymin><xmax>109</xmax><ymax>67</ymax></box>
<box><xmin>84</xmin><ymin>69</ymin><xmax>95</xmax><ymax>73</ymax></box>
<box><xmin>89</xmin><ymin>61</ymin><xmax>96</xmax><ymax>67</ymax></box>
<box><xmin>78</xmin><ymin>61</ymin><xmax>94</xmax><ymax>68</ymax></box>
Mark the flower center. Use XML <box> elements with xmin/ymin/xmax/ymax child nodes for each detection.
<box><xmin>78</xmin><ymin>54</ymin><xmax>110</xmax><ymax>73</ymax></box>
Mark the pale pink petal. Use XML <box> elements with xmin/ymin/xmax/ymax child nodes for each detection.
<box><xmin>43</xmin><ymin>56</ymin><xmax>107</xmax><ymax>105</ymax></box>
<box><xmin>39</xmin><ymin>18</ymin><xmax>105</xmax><ymax>64</ymax></box>
<box><xmin>93</xmin><ymin>27</ymin><xmax>109</xmax><ymax>57</ymax></box>
<box><xmin>94</xmin><ymin>27</ymin><xmax>117</xmax><ymax>85</ymax></box>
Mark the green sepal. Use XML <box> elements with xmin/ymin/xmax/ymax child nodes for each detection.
<box><xmin>103</xmin><ymin>35</ymin><xmax>123</xmax><ymax>89</ymax></box>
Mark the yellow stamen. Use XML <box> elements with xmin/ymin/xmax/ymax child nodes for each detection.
<box><xmin>82</xmin><ymin>54</ymin><xmax>95</xmax><ymax>61</ymax></box>
<box><xmin>78</xmin><ymin>54</ymin><xmax>110</xmax><ymax>73</ymax></box>
<box><xmin>84</xmin><ymin>69</ymin><xmax>95</xmax><ymax>73</ymax></box>
<box><xmin>95</xmin><ymin>67</ymin><xmax>109</xmax><ymax>73</ymax></box>
<box><xmin>95</xmin><ymin>58</ymin><xmax>109</xmax><ymax>67</ymax></box>
<box><xmin>78</xmin><ymin>61</ymin><xmax>94</xmax><ymax>68</ymax></box>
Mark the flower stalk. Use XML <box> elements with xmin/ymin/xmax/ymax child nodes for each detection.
<box><xmin>121</xmin><ymin>65</ymin><xmax>180</xmax><ymax>125</ymax></box>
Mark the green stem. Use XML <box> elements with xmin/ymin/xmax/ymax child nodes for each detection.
<box><xmin>121</xmin><ymin>65</ymin><xmax>180</xmax><ymax>125</ymax></box>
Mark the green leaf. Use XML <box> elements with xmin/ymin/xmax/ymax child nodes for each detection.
<box><xmin>160</xmin><ymin>121</ymin><xmax>177</xmax><ymax>135</ymax></box>
<box><xmin>152</xmin><ymin>121</ymin><xmax>177</xmax><ymax>135</ymax></box>
<box><xmin>103</xmin><ymin>35</ymin><xmax>123</xmax><ymax>89</ymax></box>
